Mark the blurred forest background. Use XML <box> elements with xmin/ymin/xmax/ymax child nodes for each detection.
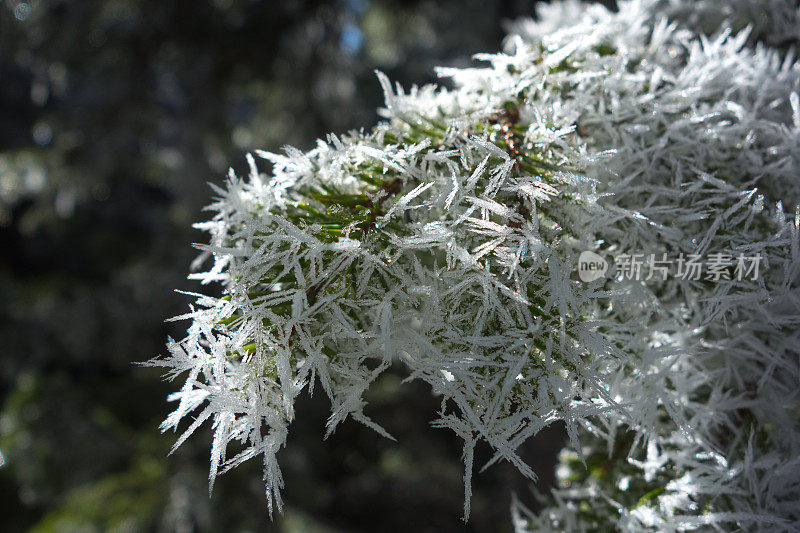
<box><xmin>0</xmin><ymin>1</ymin><xmax>612</xmax><ymax>531</ymax></box>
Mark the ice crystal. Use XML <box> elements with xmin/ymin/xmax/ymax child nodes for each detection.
<box><xmin>152</xmin><ymin>0</ymin><xmax>800</xmax><ymax>529</ymax></box>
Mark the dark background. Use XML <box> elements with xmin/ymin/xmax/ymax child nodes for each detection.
<box><xmin>0</xmin><ymin>1</ymin><xmax>613</xmax><ymax>531</ymax></box>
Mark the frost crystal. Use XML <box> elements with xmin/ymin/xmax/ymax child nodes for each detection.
<box><xmin>153</xmin><ymin>0</ymin><xmax>800</xmax><ymax>529</ymax></box>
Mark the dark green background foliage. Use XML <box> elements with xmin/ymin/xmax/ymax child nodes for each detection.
<box><xmin>0</xmin><ymin>1</ymin><xmax>610</xmax><ymax>530</ymax></box>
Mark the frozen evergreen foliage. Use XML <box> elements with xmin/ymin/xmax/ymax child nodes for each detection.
<box><xmin>153</xmin><ymin>0</ymin><xmax>800</xmax><ymax>529</ymax></box>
